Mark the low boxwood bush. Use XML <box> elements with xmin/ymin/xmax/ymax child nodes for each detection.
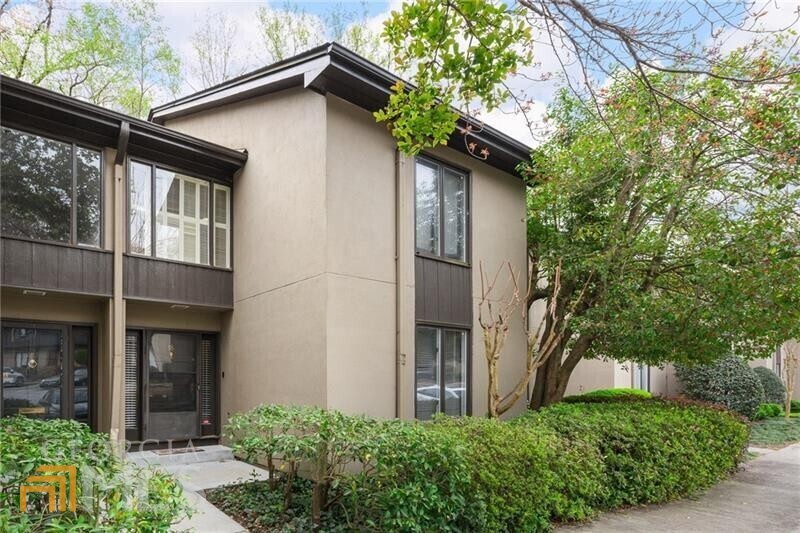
<box><xmin>226</xmin><ymin>400</ymin><xmax>747</xmax><ymax>532</ymax></box>
<box><xmin>753</xmin><ymin>402</ymin><xmax>784</xmax><ymax>420</ymax></box>
<box><xmin>675</xmin><ymin>354</ymin><xmax>765</xmax><ymax>418</ymax></box>
<box><xmin>753</xmin><ymin>367</ymin><xmax>786</xmax><ymax>405</ymax></box>
<box><xmin>792</xmin><ymin>400</ymin><xmax>800</xmax><ymax>413</ymax></box>
<box><xmin>563</xmin><ymin>388</ymin><xmax>652</xmax><ymax>403</ymax></box>
<box><xmin>0</xmin><ymin>417</ymin><xmax>188</xmax><ymax>531</ymax></box>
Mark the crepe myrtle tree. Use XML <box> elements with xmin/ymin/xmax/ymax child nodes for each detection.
<box><xmin>377</xmin><ymin>2</ymin><xmax>800</xmax><ymax>407</ymax></box>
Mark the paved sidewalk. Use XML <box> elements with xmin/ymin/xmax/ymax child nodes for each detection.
<box><xmin>167</xmin><ymin>459</ymin><xmax>269</xmax><ymax>532</ymax></box>
<box><xmin>561</xmin><ymin>444</ymin><xmax>800</xmax><ymax>532</ymax></box>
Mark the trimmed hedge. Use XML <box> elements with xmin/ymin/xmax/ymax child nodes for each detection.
<box><xmin>226</xmin><ymin>400</ymin><xmax>748</xmax><ymax>532</ymax></box>
<box><xmin>675</xmin><ymin>355</ymin><xmax>765</xmax><ymax>418</ymax></box>
<box><xmin>519</xmin><ymin>401</ymin><xmax>748</xmax><ymax>509</ymax></box>
<box><xmin>792</xmin><ymin>400</ymin><xmax>800</xmax><ymax>413</ymax></box>
<box><xmin>563</xmin><ymin>388</ymin><xmax>652</xmax><ymax>403</ymax></box>
<box><xmin>753</xmin><ymin>367</ymin><xmax>786</xmax><ymax>405</ymax></box>
<box><xmin>0</xmin><ymin>417</ymin><xmax>188</xmax><ymax>531</ymax></box>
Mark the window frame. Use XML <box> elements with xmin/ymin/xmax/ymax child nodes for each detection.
<box><xmin>414</xmin><ymin>154</ymin><xmax>470</xmax><ymax>266</ymax></box>
<box><xmin>126</xmin><ymin>157</ymin><xmax>232</xmax><ymax>270</ymax></box>
<box><xmin>0</xmin><ymin>124</ymin><xmax>104</xmax><ymax>249</ymax></box>
<box><xmin>414</xmin><ymin>323</ymin><xmax>471</xmax><ymax>419</ymax></box>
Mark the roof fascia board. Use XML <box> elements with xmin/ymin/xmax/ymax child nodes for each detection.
<box><xmin>151</xmin><ymin>55</ymin><xmax>331</xmax><ymax>123</ymax></box>
<box><xmin>1</xmin><ymin>76</ymin><xmax>247</xmax><ymax>171</ymax></box>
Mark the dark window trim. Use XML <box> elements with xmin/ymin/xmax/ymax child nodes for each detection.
<box><xmin>1</xmin><ymin>125</ymin><xmax>105</xmax><ymax>249</ymax></box>
<box><xmin>0</xmin><ymin>318</ymin><xmax>97</xmax><ymax>431</ymax></box>
<box><xmin>414</xmin><ymin>154</ymin><xmax>471</xmax><ymax>267</ymax></box>
<box><xmin>126</xmin><ymin>156</ymin><xmax>233</xmax><ymax>270</ymax></box>
<box><xmin>413</xmin><ymin>323</ymin><xmax>471</xmax><ymax>419</ymax></box>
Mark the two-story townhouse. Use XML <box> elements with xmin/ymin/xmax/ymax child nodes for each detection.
<box><xmin>0</xmin><ymin>43</ymin><xmax>531</xmax><ymax>445</ymax></box>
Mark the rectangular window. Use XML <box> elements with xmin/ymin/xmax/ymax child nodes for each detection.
<box><xmin>415</xmin><ymin>325</ymin><xmax>468</xmax><ymax>420</ymax></box>
<box><xmin>155</xmin><ymin>169</ymin><xmax>210</xmax><ymax>265</ymax></box>
<box><xmin>129</xmin><ymin>162</ymin><xmax>152</xmax><ymax>255</ymax></box>
<box><xmin>1</xmin><ymin>126</ymin><xmax>101</xmax><ymax>247</ymax></box>
<box><xmin>213</xmin><ymin>184</ymin><xmax>230</xmax><ymax>268</ymax></box>
<box><xmin>415</xmin><ymin>158</ymin><xmax>467</xmax><ymax>262</ymax></box>
<box><xmin>128</xmin><ymin>161</ymin><xmax>228</xmax><ymax>268</ymax></box>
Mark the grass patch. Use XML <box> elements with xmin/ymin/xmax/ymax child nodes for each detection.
<box><xmin>750</xmin><ymin>414</ymin><xmax>800</xmax><ymax>448</ymax></box>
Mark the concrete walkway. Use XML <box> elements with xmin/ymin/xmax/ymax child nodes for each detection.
<box><xmin>561</xmin><ymin>444</ymin><xmax>800</xmax><ymax>532</ymax></box>
<box><xmin>170</xmin><ymin>459</ymin><xmax>269</xmax><ymax>533</ymax></box>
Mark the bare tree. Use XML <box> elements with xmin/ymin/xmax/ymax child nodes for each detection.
<box><xmin>256</xmin><ymin>1</ymin><xmax>392</xmax><ymax>68</ymax></box>
<box><xmin>187</xmin><ymin>10</ymin><xmax>247</xmax><ymax>90</ymax></box>
<box><xmin>784</xmin><ymin>344</ymin><xmax>799</xmax><ymax>420</ymax></box>
<box><xmin>479</xmin><ymin>260</ymin><xmax>590</xmax><ymax>417</ymax></box>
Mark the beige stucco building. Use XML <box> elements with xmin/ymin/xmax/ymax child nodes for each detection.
<box><xmin>0</xmin><ymin>43</ymin><xmax>530</xmax><ymax>445</ymax></box>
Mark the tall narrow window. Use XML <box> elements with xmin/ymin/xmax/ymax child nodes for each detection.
<box><xmin>76</xmin><ymin>147</ymin><xmax>102</xmax><ymax>247</ymax></box>
<box><xmin>415</xmin><ymin>157</ymin><xmax>467</xmax><ymax>261</ymax></box>
<box><xmin>129</xmin><ymin>161</ymin><xmax>227</xmax><ymax>267</ymax></box>
<box><xmin>415</xmin><ymin>325</ymin><xmax>468</xmax><ymax>420</ymax></box>
<box><xmin>213</xmin><ymin>184</ymin><xmax>230</xmax><ymax>268</ymax></box>
<box><xmin>1</xmin><ymin>126</ymin><xmax>101</xmax><ymax>246</ymax></box>
<box><xmin>128</xmin><ymin>162</ymin><xmax>152</xmax><ymax>256</ymax></box>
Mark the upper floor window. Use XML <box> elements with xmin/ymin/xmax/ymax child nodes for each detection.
<box><xmin>415</xmin><ymin>157</ymin><xmax>467</xmax><ymax>262</ymax></box>
<box><xmin>1</xmin><ymin>126</ymin><xmax>101</xmax><ymax>247</ymax></box>
<box><xmin>128</xmin><ymin>160</ymin><xmax>230</xmax><ymax>268</ymax></box>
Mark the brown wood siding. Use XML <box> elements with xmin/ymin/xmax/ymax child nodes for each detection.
<box><xmin>1</xmin><ymin>237</ymin><xmax>112</xmax><ymax>296</ymax></box>
<box><xmin>123</xmin><ymin>255</ymin><xmax>232</xmax><ymax>309</ymax></box>
<box><xmin>415</xmin><ymin>255</ymin><xmax>471</xmax><ymax>327</ymax></box>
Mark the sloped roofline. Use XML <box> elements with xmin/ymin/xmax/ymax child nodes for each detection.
<box><xmin>149</xmin><ymin>43</ymin><xmax>531</xmax><ymax>176</ymax></box>
<box><xmin>1</xmin><ymin>75</ymin><xmax>247</xmax><ymax>179</ymax></box>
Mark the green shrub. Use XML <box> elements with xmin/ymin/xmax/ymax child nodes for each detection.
<box><xmin>753</xmin><ymin>403</ymin><xmax>783</xmax><ymax>420</ymax></box>
<box><xmin>226</xmin><ymin>405</ymin><xmax>474</xmax><ymax>531</ymax></box>
<box><xmin>427</xmin><ymin>416</ymin><xmax>605</xmax><ymax>532</ymax></box>
<box><xmin>521</xmin><ymin>400</ymin><xmax>749</xmax><ymax>508</ymax></box>
<box><xmin>675</xmin><ymin>355</ymin><xmax>765</xmax><ymax>418</ymax></box>
<box><xmin>226</xmin><ymin>401</ymin><xmax>747</xmax><ymax>532</ymax></box>
<box><xmin>563</xmin><ymin>388</ymin><xmax>652</xmax><ymax>403</ymax></box>
<box><xmin>753</xmin><ymin>367</ymin><xmax>786</xmax><ymax>405</ymax></box>
<box><xmin>792</xmin><ymin>400</ymin><xmax>800</xmax><ymax>413</ymax></box>
<box><xmin>0</xmin><ymin>417</ymin><xmax>188</xmax><ymax>531</ymax></box>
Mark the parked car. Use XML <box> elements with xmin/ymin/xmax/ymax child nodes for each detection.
<box><xmin>39</xmin><ymin>368</ymin><xmax>88</xmax><ymax>388</ymax></box>
<box><xmin>38</xmin><ymin>386</ymin><xmax>88</xmax><ymax>420</ymax></box>
<box><xmin>2</xmin><ymin>367</ymin><xmax>24</xmax><ymax>387</ymax></box>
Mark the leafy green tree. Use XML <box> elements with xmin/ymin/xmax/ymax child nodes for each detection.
<box><xmin>0</xmin><ymin>0</ymin><xmax>180</xmax><ymax>118</ymax></box>
<box><xmin>377</xmin><ymin>0</ymin><xmax>800</xmax><ymax>409</ymax></box>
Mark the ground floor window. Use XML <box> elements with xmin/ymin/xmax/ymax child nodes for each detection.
<box><xmin>125</xmin><ymin>329</ymin><xmax>218</xmax><ymax>442</ymax></box>
<box><xmin>634</xmin><ymin>363</ymin><xmax>650</xmax><ymax>392</ymax></box>
<box><xmin>415</xmin><ymin>325</ymin><xmax>468</xmax><ymax>420</ymax></box>
<box><xmin>1</xmin><ymin>322</ymin><xmax>93</xmax><ymax>428</ymax></box>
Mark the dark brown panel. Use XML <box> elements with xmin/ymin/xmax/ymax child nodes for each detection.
<box><xmin>1</xmin><ymin>236</ymin><xmax>112</xmax><ymax>296</ymax></box>
<box><xmin>415</xmin><ymin>255</ymin><xmax>472</xmax><ymax>328</ymax></box>
<box><xmin>123</xmin><ymin>255</ymin><xmax>232</xmax><ymax>309</ymax></box>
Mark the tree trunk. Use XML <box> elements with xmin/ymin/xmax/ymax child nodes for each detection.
<box><xmin>529</xmin><ymin>343</ymin><xmax>565</xmax><ymax>409</ymax></box>
<box><xmin>529</xmin><ymin>333</ymin><xmax>595</xmax><ymax>409</ymax></box>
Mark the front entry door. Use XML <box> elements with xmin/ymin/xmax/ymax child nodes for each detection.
<box><xmin>125</xmin><ymin>328</ymin><xmax>218</xmax><ymax>443</ymax></box>
<box><xmin>147</xmin><ymin>332</ymin><xmax>199</xmax><ymax>441</ymax></box>
<box><xmin>1</xmin><ymin>323</ymin><xmax>92</xmax><ymax>426</ymax></box>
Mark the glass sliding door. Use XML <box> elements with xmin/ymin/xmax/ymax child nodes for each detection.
<box><xmin>1</xmin><ymin>323</ymin><xmax>92</xmax><ymax>426</ymax></box>
<box><xmin>147</xmin><ymin>332</ymin><xmax>199</xmax><ymax>441</ymax></box>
